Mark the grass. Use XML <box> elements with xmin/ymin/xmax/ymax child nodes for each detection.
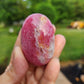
<box><xmin>0</xmin><ymin>26</ymin><xmax>84</xmax><ymax>66</ymax></box>
<box><xmin>56</xmin><ymin>28</ymin><xmax>84</xmax><ymax>61</ymax></box>
<box><xmin>0</xmin><ymin>28</ymin><xmax>17</xmax><ymax>65</ymax></box>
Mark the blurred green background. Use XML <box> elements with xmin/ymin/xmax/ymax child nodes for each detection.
<box><xmin>0</xmin><ymin>0</ymin><xmax>84</xmax><ymax>68</ymax></box>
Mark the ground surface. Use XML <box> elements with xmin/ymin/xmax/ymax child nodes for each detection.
<box><xmin>56</xmin><ymin>28</ymin><xmax>84</xmax><ymax>61</ymax></box>
<box><xmin>61</xmin><ymin>59</ymin><xmax>84</xmax><ymax>84</ymax></box>
<box><xmin>0</xmin><ymin>28</ymin><xmax>17</xmax><ymax>65</ymax></box>
<box><xmin>56</xmin><ymin>72</ymin><xmax>71</xmax><ymax>84</ymax></box>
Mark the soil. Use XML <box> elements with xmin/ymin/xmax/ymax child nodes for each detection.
<box><xmin>61</xmin><ymin>60</ymin><xmax>84</xmax><ymax>84</ymax></box>
<box><xmin>0</xmin><ymin>65</ymin><xmax>7</xmax><ymax>75</ymax></box>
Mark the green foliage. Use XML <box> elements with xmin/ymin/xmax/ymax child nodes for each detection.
<box><xmin>33</xmin><ymin>3</ymin><xmax>56</xmax><ymax>23</ymax></box>
<box><xmin>0</xmin><ymin>0</ymin><xmax>29</xmax><ymax>25</ymax></box>
<box><xmin>51</xmin><ymin>0</ymin><xmax>73</xmax><ymax>22</ymax></box>
<box><xmin>73</xmin><ymin>1</ymin><xmax>84</xmax><ymax>20</ymax></box>
<box><xmin>1</xmin><ymin>0</ymin><xmax>84</xmax><ymax>25</ymax></box>
<box><xmin>66</xmin><ymin>0</ymin><xmax>84</xmax><ymax>20</ymax></box>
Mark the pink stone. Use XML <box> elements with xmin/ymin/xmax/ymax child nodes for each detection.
<box><xmin>21</xmin><ymin>13</ymin><xmax>55</xmax><ymax>66</ymax></box>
